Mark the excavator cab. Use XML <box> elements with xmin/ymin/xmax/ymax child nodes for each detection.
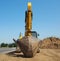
<box><xmin>31</xmin><ymin>31</ymin><xmax>39</xmax><ymax>38</ymax></box>
<box><xmin>27</xmin><ymin>31</ymin><xmax>39</xmax><ymax>38</ymax></box>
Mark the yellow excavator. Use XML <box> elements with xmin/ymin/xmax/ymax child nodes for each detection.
<box><xmin>13</xmin><ymin>2</ymin><xmax>40</xmax><ymax>57</ymax></box>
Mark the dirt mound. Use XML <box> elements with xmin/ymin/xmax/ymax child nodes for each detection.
<box><xmin>39</xmin><ymin>37</ymin><xmax>60</xmax><ymax>49</ymax></box>
<box><xmin>0</xmin><ymin>49</ymin><xmax>60</xmax><ymax>61</ymax></box>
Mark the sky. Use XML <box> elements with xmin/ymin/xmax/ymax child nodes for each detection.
<box><xmin>0</xmin><ymin>0</ymin><xmax>60</xmax><ymax>43</ymax></box>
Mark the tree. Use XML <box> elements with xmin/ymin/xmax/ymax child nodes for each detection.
<box><xmin>8</xmin><ymin>43</ymin><xmax>16</xmax><ymax>48</ymax></box>
<box><xmin>1</xmin><ymin>43</ymin><xmax>8</xmax><ymax>47</ymax></box>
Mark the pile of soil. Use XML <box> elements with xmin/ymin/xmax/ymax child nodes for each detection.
<box><xmin>39</xmin><ymin>37</ymin><xmax>60</xmax><ymax>49</ymax></box>
<box><xmin>0</xmin><ymin>49</ymin><xmax>60</xmax><ymax>61</ymax></box>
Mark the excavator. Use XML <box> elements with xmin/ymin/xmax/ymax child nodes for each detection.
<box><xmin>13</xmin><ymin>2</ymin><xmax>40</xmax><ymax>57</ymax></box>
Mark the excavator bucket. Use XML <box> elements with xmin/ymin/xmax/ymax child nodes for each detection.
<box><xmin>13</xmin><ymin>36</ymin><xmax>40</xmax><ymax>57</ymax></box>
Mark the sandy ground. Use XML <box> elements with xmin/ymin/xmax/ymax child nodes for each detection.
<box><xmin>0</xmin><ymin>49</ymin><xmax>60</xmax><ymax>61</ymax></box>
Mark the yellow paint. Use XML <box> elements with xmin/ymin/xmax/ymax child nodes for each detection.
<box><xmin>28</xmin><ymin>2</ymin><xmax>31</xmax><ymax>7</ymax></box>
<box><xmin>19</xmin><ymin>33</ymin><xmax>22</xmax><ymax>39</ymax></box>
<box><xmin>25</xmin><ymin>2</ymin><xmax>32</xmax><ymax>36</ymax></box>
<box><xmin>28</xmin><ymin>2</ymin><xmax>32</xmax><ymax>11</ymax></box>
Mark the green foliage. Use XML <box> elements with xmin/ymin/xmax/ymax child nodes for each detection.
<box><xmin>1</xmin><ymin>43</ymin><xmax>8</xmax><ymax>47</ymax></box>
<box><xmin>0</xmin><ymin>43</ymin><xmax>16</xmax><ymax>47</ymax></box>
<box><xmin>8</xmin><ymin>43</ymin><xmax>16</xmax><ymax>48</ymax></box>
